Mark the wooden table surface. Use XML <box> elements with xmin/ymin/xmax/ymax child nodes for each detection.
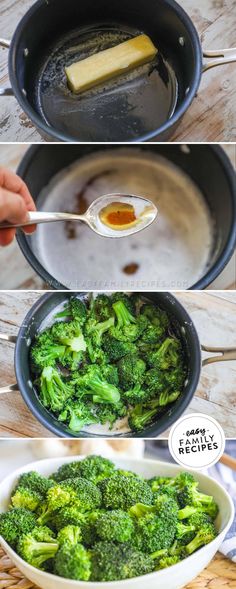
<box><xmin>0</xmin><ymin>290</ymin><xmax>235</xmax><ymax>438</ymax></box>
<box><xmin>0</xmin><ymin>0</ymin><xmax>235</xmax><ymax>142</ymax></box>
<box><xmin>0</xmin><ymin>144</ymin><xmax>235</xmax><ymax>291</ymax></box>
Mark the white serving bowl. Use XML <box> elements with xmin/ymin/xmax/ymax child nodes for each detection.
<box><xmin>0</xmin><ymin>456</ymin><xmax>234</xmax><ymax>589</ymax></box>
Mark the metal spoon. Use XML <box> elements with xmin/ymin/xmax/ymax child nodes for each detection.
<box><xmin>0</xmin><ymin>193</ymin><xmax>157</xmax><ymax>238</ymax></box>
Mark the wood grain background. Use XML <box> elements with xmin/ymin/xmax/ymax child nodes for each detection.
<box><xmin>0</xmin><ymin>0</ymin><xmax>235</xmax><ymax>142</ymax></box>
<box><xmin>0</xmin><ymin>290</ymin><xmax>235</xmax><ymax>438</ymax></box>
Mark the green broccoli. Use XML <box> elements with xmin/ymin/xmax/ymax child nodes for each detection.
<box><xmin>54</xmin><ymin>543</ymin><xmax>91</xmax><ymax>580</ymax></box>
<box><xmin>39</xmin><ymin>366</ymin><xmax>74</xmax><ymax>412</ymax></box>
<box><xmin>55</xmin><ymin>298</ymin><xmax>87</xmax><ymax>326</ymax></box>
<box><xmin>57</xmin><ymin>525</ymin><xmax>82</xmax><ymax>546</ymax></box>
<box><xmin>117</xmin><ymin>354</ymin><xmax>146</xmax><ymax>390</ymax></box>
<box><xmin>132</xmin><ymin>496</ymin><xmax>178</xmax><ymax>553</ymax></box>
<box><xmin>74</xmin><ymin>455</ymin><xmax>115</xmax><ymax>484</ymax></box>
<box><xmin>128</xmin><ymin>398</ymin><xmax>161</xmax><ymax>432</ymax></box>
<box><xmin>53</xmin><ymin>506</ymin><xmax>87</xmax><ymax>531</ymax></box>
<box><xmin>51</xmin><ymin>320</ymin><xmax>87</xmax><ymax>370</ymax></box>
<box><xmin>0</xmin><ymin>508</ymin><xmax>37</xmax><ymax>548</ymax></box>
<box><xmin>91</xmin><ymin>541</ymin><xmax>154</xmax><ymax>581</ymax></box>
<box><xmin>95</xmin><ymin>510</ymin><xmax>135</xmax><ymax>543</ymax></box>
<box><xmin>74</xmin><ymin>365</ymin><xmax>120</xmax><ymax>405</ymax></box>
<box><xmin>31</xmin><ymin>331</ymin><xmax>65</xmax><ymax>370</ymax></box>
<box><xmin>17</xmin><ymin>526</ymin><xmax>58</xmax><ymax>569</ymax></box>
<box><xmin>58</xmin><ymin>400</ymin><xmax>97</xmax><ymax>433</ymax></box>
<box><xmin>185</xmin><ymin>523</ymin><xmax>217</xmax><ymax>555</ymax></box>
<box><xmin>11</xmin><ymin>487</ymin><xmax>42</xmax><ymax>512</ymax></box>
<box><xmin>99</xmin><ymin>474</ymin><xmax>153</xmax><ymax>510</ymax></box>
<box><xmin>15</xmin><ymin>471</ymin><xmax>55</xmax><ymax>497</ymax></box>
<box><xmin>89</xmin><ymin>294</ymin><xmax>114</xmax><ymax>322</ymax></box>
<box><xmin>122</xmin><ymin>383</ymin><xmax>151</xmax><ymax>405</ymax></box>
<box><xmin>110</xmin><ymin>300</ymin><xmax>148</xmax><ymax>342</ymax></box>
<box><xmin>148</xmin><ymin>337</ymin><xmax>182</xmax><ymax>369</ymax></box>
<box><xmin>102</xmin><ymin>334</ymin><xmax>136</xmax><ymax>361</ymax></box>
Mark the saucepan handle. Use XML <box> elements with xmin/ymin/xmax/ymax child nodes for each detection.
<box><xmin>0</xmin><ymin>38</ymin><xmax>14</xmax><ymax>96</ymax></box>
<box><xmin>0</xmin><ymin>332</ymin><xmax>18</xmax><ymax>393</ymax></box>
<box><xmin>201</xmin><ymin>344</ymin><xmax>236</xmax><ymax>366</ymax></box>
<box><xmin>202</xmin><ymin>48</ymin><xmax>236</xmax><ymax>72</ymax></box>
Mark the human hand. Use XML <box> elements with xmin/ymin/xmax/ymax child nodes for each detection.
<box><xmin>0</xmin><ymin>167</ymin><xmax>36</xmax><ymax>246</ymax></box>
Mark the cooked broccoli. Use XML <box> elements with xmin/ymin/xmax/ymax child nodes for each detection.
<box><xmin>89</xmin><ymin>294</ymin><xmax>114</xmax><ymax>321</ymax></box>
<box><xmin>57</xmin><ymin>525</ymin><xmax>82</xmax><ymax>546</ymax></box>
<box><xmin>39</xmin><ymin>366</ymin><xmax>74</xmax><ymax>412</ymax></box>
<box><xmin>11</xmin><ymin>487</ymin><xmax>42</xmax><ymax>512</ymax></box>
<box><xmin>128</xmin><ymin>398</ymin><xmax>161</xmax><ymax>432</ymax></box>
<box><xmin>0</xmin><ymin>508</ymin><xmax>37</xmax><ymax>548</ymax></box>
<box><xmin>140</xmin><ymin>304</ymin><xmax>169</xmax><ymax>330</ymax></box>
<box><xmin>74</xmin><ymin>365</ymin><xmax>120</xmax><ymax>405</ymax></box>
<box><xmin>111</xmin><ymin>293</ymin><xmax>136</xmax><ymax>315</ymax></box>
<box><xmin>148</xmin><ymin>337</ymin><xmax>183</xmax><ymax>369</ymax></box>
<box><xmin>54</xmin><ymin>543</ymin><xmax>91</xmax><ymax>580</ymax></box>
<box><xmin>99</xmin><ymin>474</ymin><xmax>153</xmax><ymax>510</ymax></box>
<box><xmin>122</xmin><ymin>383</ymin><xmax>151</xmax><ymax>405</ymax></box>
<box><xmin>102</xmin><ymin>334</ymin><xmax>136</xmax><ymax>361</ymax></box>
<box><xmin>69</xmin><ymin>297</ymin><xmax>87</xmax><ymax>325</ymax></box>
<box><xmin>176</xmin><ymin>472</ymin><xmax>216</xmax><ymax>509</ymax></box>
<box><xmin>51</xmin><ymin>320</ymin><xmax>87</xmax><ymax>370</ymax></box>
<box><xmin>1</xmin><ymin>458</ymin><xmax>219</xmax><ymax>581</ymax></box>
<box><xmin>110</xmin><ymin>300</ymin><xmax>148</xmax><ymax>342</ymax></box>
<box><xmin>73</xmin><ymin>455</ymin><xmax>115</xmax><ymax>484</ymax></box>
<box><xmin>117</xmin><ymin>354</ymin><xmax>146</xmax><ymax>390</ymax></box>
<box><xmin>185</xmin><ymin>523</ymin><xmax>217</xmax><ymax>555</ymax></box>
<box><xmin>53</xmin><ymin>506</ymin><xmax>87</xmax><ymax>531</ymax></box>
<box><xmin>31</xmin><ymin>331</ymin><xmax>65</xmax><ymax>370</ymax></box>
<box><xmin>95</xmin><ymin>510</ymin><xmax>135</xmax><ymax>543</ymax></box>
<box><xmin>17</xmin><ymin>527</ymin><xmax>58</xmax><ymax>569</ymax></box>
<box><xmin>14</xmin><ymin>471</ymin><xmax>55</xmax><ymax>497</ymax></box>
<box><xmin>132</xmin><ymin>496</ymin><xmax>178</xmax><ymax>553</ymax></box>
<box><xmin>58</xmin><ymin>400</ymin><xmax>97</xmax><ymax>433</ymax></box>
<box><xmin>91</xmin><ymin>541</ymin><xmax>154</xmax><ymax>581</ymax></box>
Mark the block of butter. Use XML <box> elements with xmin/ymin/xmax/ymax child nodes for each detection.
<box><xmin>65</xmin><ymin>34</ymin><xmax>158</xmax><ymax>94</ymax></box>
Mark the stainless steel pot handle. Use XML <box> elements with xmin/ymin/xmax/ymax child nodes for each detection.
<box><xmin>201</xmin><ymin>344</ymin><xmax>236</xmax><ymax>366</ymax></box>
<box><xmin>203</xmin><ymin>48</ymin><xmax>236</xmax><ymax>72</ymax></box>
<box><xmin>0</xmin><ymin>38</ymin><xmax>14</xmax><ymax>96</ymax></box>
<box><xmin>0</xmin><ymin>332</ymin><xmax>18</xmax><ymax>393</ymax></box>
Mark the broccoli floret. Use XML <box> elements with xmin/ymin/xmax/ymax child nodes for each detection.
<box><xmin>15</xmin><ymin>471</ymin><xmax>55</xmax><ymax>497</ymax></box>
<box><xmin>178</xmin><ymin>503</ymin><xmax>219</xmax><ymax>521</ymax></box>
<box><xmin>79</xmin><ymin>511</ymin><xmax>102</xmax><ymax>547</ymax></box>
<box><xmin>157</xmin><ymin>555</ymin><xmax>181</xmax><ymax>569</ymax></box>
<box><xmin>51</xmin><ymin>320</ymin><xmax>87</xmax><ymax>370</ymax></box>
<box><xmin>133</xmin><ymin>496</ymin><xmax>178</xmax><ymax>553</ymax></box>
<box><xmin>74</xmin><ymin>365</ymin><xmax>120</xmax><ymax>405</ymax></box>
<box><xmin>53</xmin><ymin>506</ymin><xmax>86</xmax><ymax>531</ymax></box>
<box><xmin>58</xmin><ymin>400</ymin><xmax>97</xmax><ymax>433</ymax></box>
<box><xmin>54</xmin><ymin>543</ymin><xmax>91</xmax><ymax>580</ymax></box>
<box><xmin>69</xmin><ymin>297</ymin><xmax>87</xmax><ymax>325</ymax></box>
<box><xmin>140</xmin><ymin>304</ymin><xmax>169</xmax><ymax>330</ymax></box>
<box><xmin>91</xmin><ymin>541</ymin><xmax>154</xmax><ymax>581</ymax></box>
<box><xmin>60</xmin><ymin>478</ymin><xmax>102</xmax><ymax>511</ymax></box>
<box><xmin>31</xmin><ymin>331</ymin><xmax>65</xmax><ymax>370</ymax></box>
<box><xmin>57</xmin><ymin>525</ymin><xmax>82</xmax><ymax>546</ymax></box>
<box><xmin>110</xmin><ymin>300</ymin><xmax>148</xmax><ymax>342</ymax></box>
<box><xmin>89</xmin><ymin>294</ymin><xmax>114</xmax><ymax>321</ymax></box>
<box><xmin>39</xmin><ymin>366</ymin><xmax>73</xmax><ymax>412</ymax></box>
<box><xmin>95</xmin><ymin>510</ymin><xmax>135</xmax><ymax>543</ymax></box>
<box><xmin>101</xmin><ymin>363</ymin><xmax>119</xmax><ymax>386</ymax></box>
<box><xmin>102</xmin><ymin>334</ymin><xmax>136</xmax><ymax>361</ymax></box>
<box><xmin>99</xmin><ymin>474</ymin><xmax>153</xmax><ymax>510</ymax></box>
<box><xmin>176</xmin><ymin>472</ymin><xmax>216</xmax><ymax>510</ymax></box>
<box><xmin>158</xmin><ymin>390</ymin><xmax>181</xmax><ymax>406</ymax></box>
<box><xmin>148</xmin><ymin>337</ymin><xmax>182</xmax><ymax>369</ymax></box>
<box><xmin>95</xmin><ymin>401</ymin><xmax>126</xmax><ymax>428</ymax></box>
<box><xmin>117</xmin><ymin>354</ymin><xmax>146</xmax><ymax>390</ymax></box>
<box><xmin>11</xmin><ymin>487</ymin><xmax>42</xmax><ymax>512</ymax></box>
<box><xmin>147</xmin><ymin>476</ymin><xmax>174</xmax><ymax>491</ymax></box>
<box><xmin>176</xmin><ymin>521</ymin><xmax>196</xmax><ymax>541</ymax></box>
<box><xmin>128</xmin><ymin>398</ymin><xmax>161</xmax><ymax>432</ymax></box>
<box><xmin>0</xmin><ymin>508</ymin><xmax>37</xmax><ymax>548</ymax></box>
<box><xmin>188</xmin><ymin>511</ymin><xmax>213</xmax><ymax>529</ymax></box>
<box><xmin>185</xmin><ymin>523</ymin><xmax>217</xmax><ymax>555</ymax></box>
<box><xmin>37</xmin><ymin>485</ymin><xmax>77</xmax><ymax>526</ymax></box>
<box><xmin>122</xmin><ymin>383</ymin><xmax>151</xmax><ymax>405</ymax></box>
<box><xmin>75</xmin><ymin>455</ymin><xmax>116</xmax><ymax>484</ymax></box>
<box><xmin>111</xmin><ymin>293</ymin><xmax>136</xmax><ymax>315</ymax></box>
<box><xmin>17</xmin><ymin>527</ymin><xmax>58</xmax><ymax>569</ymax></box>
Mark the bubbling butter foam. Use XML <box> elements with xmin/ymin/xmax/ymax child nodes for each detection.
<box><xmin>33</xmin><ymin>148</ymin><xmax>214</xmax><ymax>290</ymax></box>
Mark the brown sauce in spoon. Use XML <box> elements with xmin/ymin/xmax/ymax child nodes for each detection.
<box><xmin>99</xmin><ymin>202</ymin><xmax>137</xmax><ymax>229</ymax></box>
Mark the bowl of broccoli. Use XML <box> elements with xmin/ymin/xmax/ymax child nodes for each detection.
<box><xmin>2</xmin><ymin>291</ymin><xmax>204</xmax><ymax>438</ymax></box>
<box><xmin>0</xmin><ymin>455</ymin><xmax>234</xmax><ymax>589</ymax></box>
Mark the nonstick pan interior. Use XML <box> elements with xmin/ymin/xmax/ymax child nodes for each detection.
<box><xmin>14</xmin><ymin>292</ymin><xmax>201</xmax><ymax>438</ymax></box>
<box><xmin>10</xmin><ymin>0</ymin><xmax>201</xmax><ymax>141</ymax></box>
